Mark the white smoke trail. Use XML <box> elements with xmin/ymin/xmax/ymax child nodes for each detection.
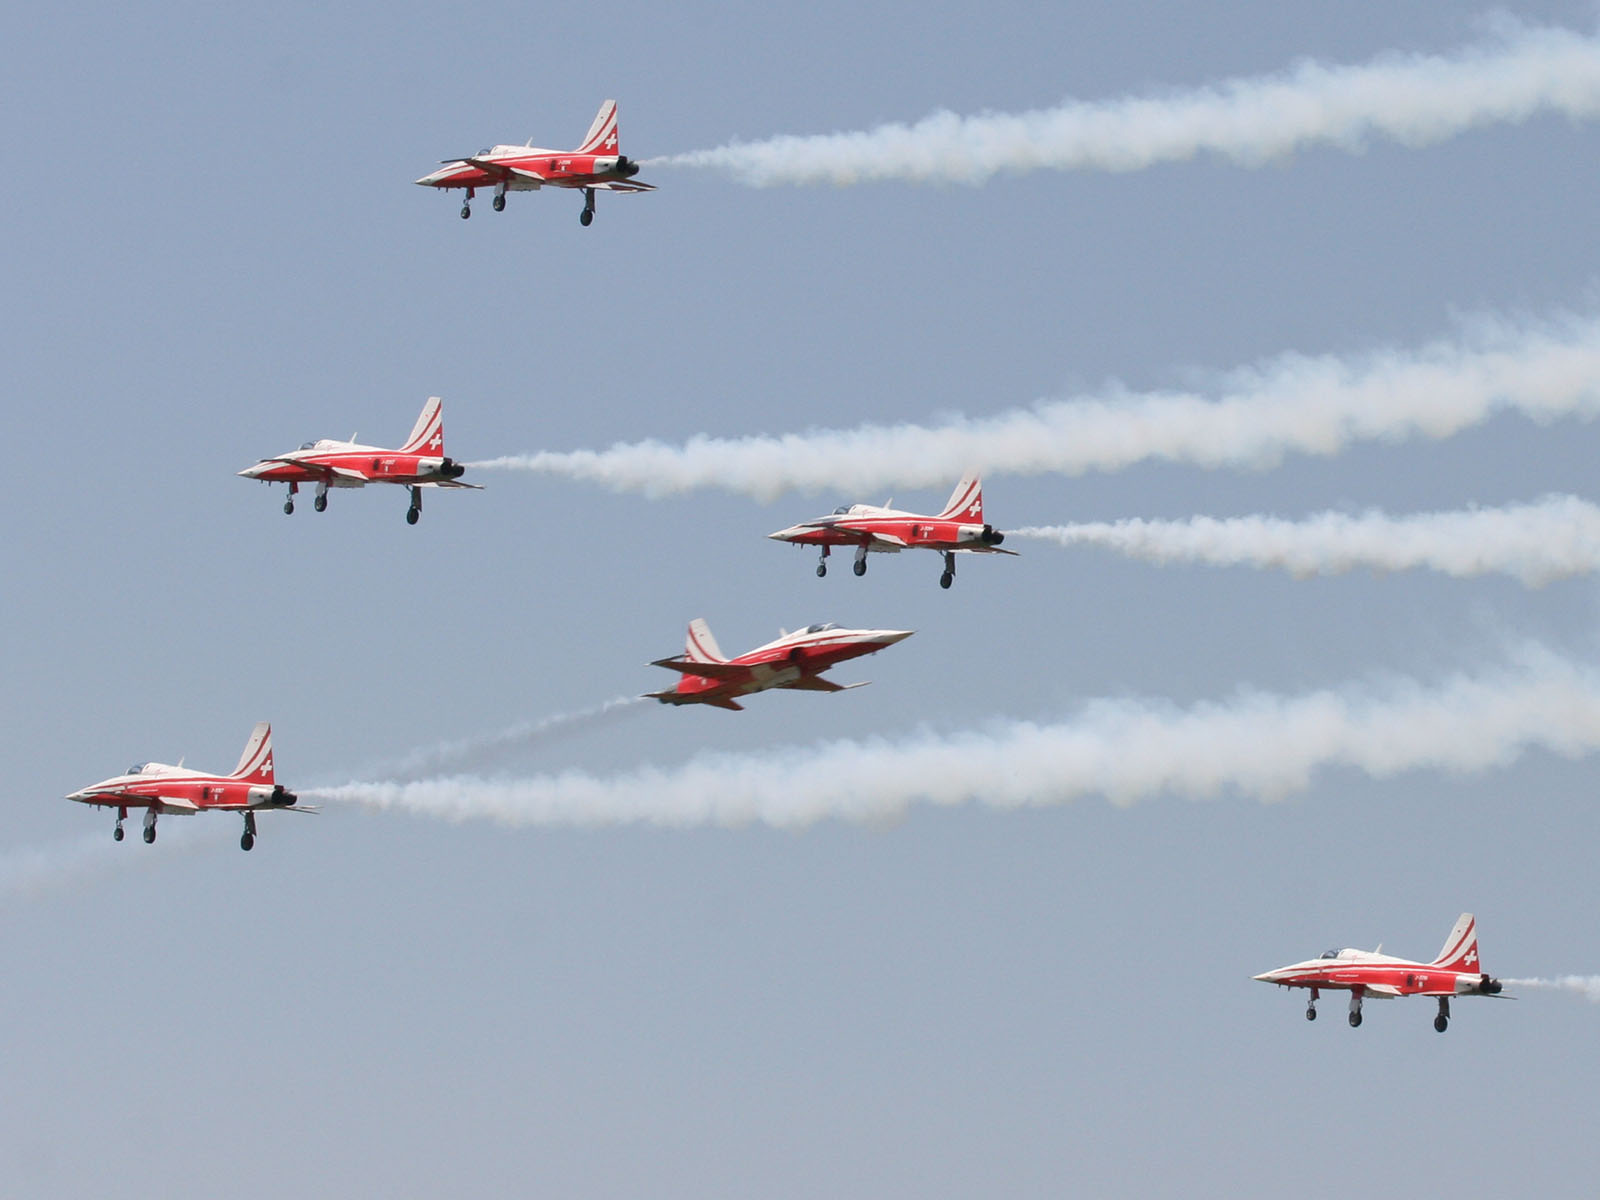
<box><xmin>1014</xmin><ymin>495</ymin><xmax>1600</xmax><ymax>587</ymax></box>
<box><xmin>469</xmin><ymin>313</ymin><xmax>1600</xmax><ymax>499</ymax></box>
<box><xmin>1503</xmin><ymin>976</ymin><xmax>1600</xmax><ymax>1001</ymax></box>
<box><xmin>0</xmin><ymin>824</ymin><xmax>226</xmax><ymax>900</ymax></box>
<box><xmin>308</xmin><ymin>650</ymin><xmax>1600</xmax><ymax>831</ymax></box>
<box><xmin>659</xmin><ymin>22</ymin><xmax>1600</xmax><ymax>186</ymax></box>
<box><xmin>362</xmin><ymin>696</ymin><xmax>647</xmax><ymax>782</ymax></box>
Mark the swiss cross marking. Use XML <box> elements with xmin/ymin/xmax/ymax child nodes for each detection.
<box><xmin>429</xmin><ymin>432</ymin><xmax>443</xmax><ymax>450</ymax></box>
<box><xmin>604</xmin><ymin>132</ymin><xmax>618</xmax><ymax>150</ymax></box>
<box><xmin>261</xmin><ymin>757</ymin><xmax>271</xmax><ymax>773</ymax></box>
<box><xmin>1464</xmin><ymin>950</ymin><xmax>1477</xmax><ymax>966</ymax></box>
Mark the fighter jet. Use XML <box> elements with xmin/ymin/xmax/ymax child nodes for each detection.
<box><xmin>645</xmin><ymin>619</ymin><xmax>913</xmax><ymax>711</ymax></box>
<box><xmin>65</xmin><ymin>722</ymin><xmax>306</xmax><ymax>851</ymax></box>
<box><xmin>239</xmin><ymin>396</ymin><xmax>480</xmax><ymax>523</ymax></box>
<box><xmin>769</xmin><ymin>475</ymin><xmax>1016</xmax><ymax>588</ymax></box>
<box><xmin>1254</xmin><ymin>913</ymin><xmax>1507</xmax><ymax>1031</ymax></box>
<box><xmin>416</xmin><ymin>99</ymin><xmax>656</xmax><ymax>224</ymax></box>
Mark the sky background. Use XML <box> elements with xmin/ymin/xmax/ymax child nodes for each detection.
<box><xmin>4</xmin><ymin>1</ymin><xmax>1600</xmax><ymax>1195</ymax></box>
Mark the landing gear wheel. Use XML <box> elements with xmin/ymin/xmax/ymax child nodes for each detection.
<box><xmin>816</xmin><ymin>563</ymin><xmax>827</xmax><ymax>577</ymax></box>
<box><xmin>241</xmin><ymin>831</ymin><xmax>255</xmax><ymax>852</ymax></box>
<box><xmin>939</xmin><ymin>572</ymin><xmax>954</xmax><ymax>589</ymax></box>
<box><xmin>1304</xmin><ymin>1006</ymin><xmax>1316</xmax><ymax>1021</ymax></box>
<box><xmin>1348</xmin><ymin>1011</ymin><xmax>1362</xmax><ymax>1028</ymax></box>
<box><xmin>406</xmin><ymin>507</ymin><xmax>420</xmax><ymax>525</ymax></box>
<box><xmin>113</xmin><ymin>825</ymin><xmax>124</xmax><ymax>842</ymax></box>
<box><xmin>492</xmin><ymin>194</ymin><xmax>506</xmax><ymax>212</ymax></box>
<box><xmin>313</xmin><ymin>494</ymin><xmax>327</xmax><ymax>513</ymax></box>
<box><xmin>852</xmin><ymin>559</ymin><xmax>867</xmax><ymax>577</ymax></box>
<box><xmin>460</xmin><ymin>204</ymin><xmax>471</xmax><ymax>219</ymax></box>
<box><xmin>283</xmin><ymin>499</ymin><xmax>294</xmax><ymax>515</ymax></box>
<box><xmin>580</xmin><ymin>209</ymin><xmax>594</xmax><ymax>226</ymax></box>
<box><xmin>1434</xmin><ymin>1015</ymin><xmax>1449</xmax><ymax>1033</ymax></box>
<box><xmin>142</xmin><ymin>826</ymin><xmax>156</xmax><ymax>844</ymax></box>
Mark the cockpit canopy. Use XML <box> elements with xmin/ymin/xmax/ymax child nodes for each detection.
<box><xmin>1321</xmin><ymin>949</ymin><xmax>1342</xmax><ymax>959</ymax></box>
<box><xmin>126</xmin><ymin>763</ymin><xmax>149</xmax><ymax>775</ymax></box>
<box><xmin>298</xmin><ymin>441</ymin><xmax>318</xmax><ymax>450</ymax></box>
<box><xmin>832</xmin><ymin>505</ymin><xmax>851</xmax><ymax>515</ymax></box>
<box><xmin>803</xmin><ymin>622</ymin><xmax>840</xmax><ymax>634</ymax></box>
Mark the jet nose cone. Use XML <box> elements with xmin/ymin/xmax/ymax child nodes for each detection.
<box><xmin>1252</xmin><ymin>971</ymin><xmax>1283</xmax><ymax>983</ymax></box>
<box><xmin>768</xmin><ymin>527</ymin><xmax>801</xmax><ymax>541</ymax></box>
<box><xmin>873</xmin><ymin>630</ymin><xmax>915</xmax><ymax>645</ymax></box>
<box><xmin>238</xmin><ymin>462</ymin><xmax>265</xmax><ymax>478</ymax></box>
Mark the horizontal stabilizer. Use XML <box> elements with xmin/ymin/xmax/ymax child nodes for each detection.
<box><xmin>643</xmin><ymin>690</ymin><xmax>744</xmax><ymax>710</ymax></box>
<box><xmin>590</xmin><ymin>180</ymin><xmax>656</xmax><ymax>193</ymax></box>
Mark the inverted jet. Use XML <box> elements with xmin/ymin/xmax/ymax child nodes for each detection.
<box><xmin>239</xmin><ymin>396</ymin><xmax>480</xmax><ymax>524</ymax></box>
<box><xmin>66</xmin><ymin>722</ymin><xmax>305</xmax><ymax>851</ymax></box>
<box><xmin>770</xmin><ymin>475</ymin><xmax>1016</xmax><ymax>588</ymax></box>
<box><xmin>416</xmin><ymin>99</ymin><xmax>656</xmax><ymax>224</ymax></box>
<box><xmin>1254</xmin><ymin>913</ymin><xmax>1507</xmax><ymax>1031</ymax></box>
<box><xmin>645</xmin><ymin>619</ymin><xmax>913</xmax><ymax>711</ymax></box>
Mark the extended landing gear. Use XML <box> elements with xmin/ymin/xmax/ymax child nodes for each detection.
<box><xmin>492</xmin><ymin>183</ymin><xmax>506</xmax><ymax>212</ymax></box>
<box><xmin>314</xmin><ymin>479</ymin><xmax>328</xmax><ymax>513</ymax></box>
<box><xmin>406</xmin><ymin>486</ymin><xmax>422</xmax><ymax>525</ymax></box>
<box><xmin>816</xmin><ymin>546</ymin><xmax>829</xmax><ymax>577</ymax></box>
<box><xmin>1434</xmin><ymin>996</ymin><xmax>1450</xmax><ymax>1033</ymax></box>
<box><xmin>142</xmin><ymin>809</ymin><xmax>158</xmax><ymax>845</ymax></box>
<box><xmin>240</xmin><ymin>812</ymin><xmax>257</xmax><ymax>852</ymax></box>
<box><xmin>460</xmin><ymin>187</ymin><xmax>474</xmax><ymax>219</ymax></box>
<box><xmin>580</xmin><ymin>188</ymin><xmax>595</xmax><ymax>226</ymax></box>
<box><xmin>284</xmin><ymin>481</ymin><xmax>298</xmax><ymax>515</ymax></box>
<box><xmin>939</xmin><ymin>551</ymin><xmax>956</xmax><ymax>589</ymax></box>
<box><xmin>113</xmin><ymin>806</ymin><xmax>126</xmax><ymax>842</ymax></box>
<box><xmin>853</xmin><ymin>544</ymin><xmax>868</xmax><ymax>577</ymax></box>
<box><xmin>1348</xmin><ymin>990</ymin><xmax>1364</xmax><ymax>1028</ymax></box>
<box><xmin>1305</xmin><ymin>986</ymin><xmax>1319</xmax><ymax>1021</ymax></box>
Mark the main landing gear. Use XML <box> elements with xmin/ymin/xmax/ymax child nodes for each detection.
<box><xmin>240</xmin><ymin>811</ymin><xmax>257</xmax><ymax>852</ymax></box>
<box><xmin>815</xmin><ymin>546</ymin><xmax>830</xmax><ymax>577</ymax></box>
<box><xmin>580</xmin><ymin>188</ymin><xmax>596</xmax><ymax>226</ymax></box>
<box><xmin>284</xmin><ymin>481</ymin><xmax>298</xmax><ymax>515</ymax></box>
<box><xmin>1348</xmin><ymin>990</ymin><xmax>1364</xmax><ymax>1028</ymax></box>
<box><xmin>853</xmin><ymin>545</ymin><xmax>868</xmax><ymax>577</ymax></box>
<box><xmin>314</xmin><ymin>479</ymin><xmax>328</xmax><ymax>513</ymax></box>
<box><xmin>113</xmin><ymin>806</ymin><xmax>127</xmax><ymax>842</ymax></box>
<box><xmin>940</xmin><ymin>551</ymin><xmax>956</xmax><ymax>589</ymax></box>
<box><xmin>1305</xmin><ymin>987</ymin><xmax>1318</xmax><ymax>1021</ymax></box>
<box><xmin>492</xmin><ymin>182</ymin><xmax>507</xmax><ymax>212</ymax></box>
<box><xmin>1434</xmin><ymin>996</ymin><xmax>1450</xmax><ymax>1033</ymax></box>
<box><xmin>406</xmin><ymin>486</ymin><xmax>422</xmax><ymax>525</ymax></box>
<box><xmin>142</xmin><ymin>808</ymin><xmax>158</xmax><ymax>845</ymax></box>
<box><xmin>461</xmin><ymin>187</ymin><xmax>475</xmax><ymax>219</ymax></box>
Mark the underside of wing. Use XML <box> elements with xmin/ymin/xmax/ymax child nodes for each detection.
<box><xmin>786</xmin><ymin>677</ymin><xmax>870</xmax><ymax>693</ymax></box>
<box><xmin>463</xmin><ymin>158</ymin><xmax>547</xmax><ymax>184</ymax></box>
<box><xmin>260</xmin><ymin>458</ymin><xmax>367</xmax><ymax>485</ymax></box>
<box><xmin>591</xmin><ymin>180</ymin><xmax>656</xmax><ymax>192</ymax></box>
<box><xmin>650</xmin><ymin>658</ymin><xmax>753</xmax><ymax>681</ymax></box>
<box><xmin>1362</xmin><ymin>984</ymin><xmax>1404</xmax><ymax>998</ymax></box>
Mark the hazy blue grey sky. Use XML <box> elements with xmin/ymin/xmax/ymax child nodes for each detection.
<box><xmin>4</xmin><ymin>2</ymin><xmax>1600</xmax><ymax>1195</ymax></box>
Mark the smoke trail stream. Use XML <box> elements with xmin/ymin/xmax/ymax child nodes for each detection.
<box><xmin>355</xmin><ymin>696</ymin><xmax>648</xmax><ymax>783</ymax></box>
<box><xmin>470</xmin><ymin>314</ymin><xmax>1600</xmax><ymax>498</ymax></box>
<box><xmin>657</xmin><ymin>22</ymin><xmax>1600</xmax><ymax>186</ymax></box>
<box><xmin>1014</xmin><ymin>495</ymin><xmax>1600</xmax><ymax>586</ymax></box>
<box><xmin>1503</xmin><ymin>976</ymin><xmax>1600</xmax><ymax>1000</ymax></box>
<box><xmin>309</xmin><ymin>650</ymin><xmax>1600</xmax><ymax>831</ymax></box>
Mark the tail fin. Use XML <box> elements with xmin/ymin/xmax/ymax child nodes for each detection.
<box><xmin>230</xmin><ymin>723</ymin><xmax>275</xmax><ymax>784</ymax></box>
<box><xmin>577</xmin><ymin>100</ymin><xmax>620</xmax><ymax>154</ymax></box>
<box><xmin>684</xmin><ymin>618</ymin><xmax>727</xmax><ymax>664</ymax></box>
<box><xmin>400</xmin><ymin>397</ymin><xmax>445</xmax><ymax>455</ymax></box>
<box><xmin>1431</xmin><ymin>913</ymin><xmax>1481</xmax><ymax>972</ymax></box>
<box><xmin>938</xmin><ymin>474</ymin><xmax>983</xmax><ymax>522</ymax></box>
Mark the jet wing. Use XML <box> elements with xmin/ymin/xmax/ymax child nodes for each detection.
<box><xmin>786</xmin><ymin>677</ymin><xmax>869</xmax><ymax>693</ymax></box>
<box><xmin>964</xmin><ymin>545</ymin><xmax>1020</xmax><ymax>556</ymax></box>
<box><xmin>414</xmin><ymin>480</ymin><xmax>484</xmax><ymax>489</ymax></box>
<box><xmin>590</xmin><ymin>180</ymin><xmax>656</xmax><ymax>193</ymax></box>
<box><xmin>650</xmin><ymin>658</ymin><xmax>754</xmax><ymax>681</ymax></box>
<box><xmin>258</xmin><ymin>458</ymin><xmax>368</xmax><ymax>485</ymax></box>
<box><xmin>1362</xmin><ymin>984</ymin><xmax>1404</xmax><ymax>998</ymax></box>
<box><xmin>643</xmin><ymin>689</ymin><xmax>744</xmax><ymax>710</ymax></box>
<box><xmin>464</xmin><ymin>158</ymin><xmax>546</xmax><ymax>184</ymax></box>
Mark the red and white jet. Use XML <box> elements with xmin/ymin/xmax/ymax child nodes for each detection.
<box><xmin>238</xmin><ymin>396</ymin><xmax>480</xmax><ymax>524</ymax></box>
<box><xmin>645</xmin><ymin>619</ymin><xmax>913</xmax><ymax>711</ymax></box>
<box><xmin>65</xmin><ymin>722</ymin><xmax>305</xmax><ymax>851</ymax></box>
<box><xmin>769</xmin><ymin>475</ymin><xmax>1016</xmax><ymax>588</ymax></box>
<box><xmin>415</xmin><ymin>99</ymin><xmax>656</xmax><ymax>224</ymax></box>
<box><xmin>1254</xmin><ymin>913</ymin><xmax>1506</xmax><ymax>1031</ymax></box>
